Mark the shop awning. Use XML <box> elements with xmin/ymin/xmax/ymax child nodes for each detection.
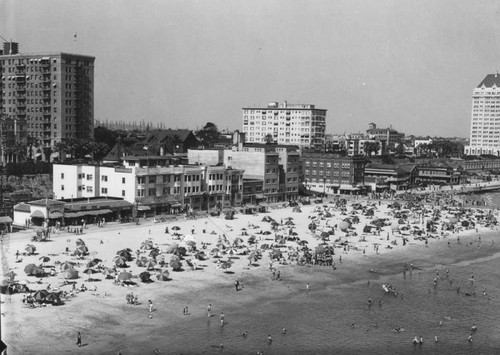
<box><xmin>254</xmin><ymin>194</ymin><xmax>266</xmax><ymax>199</ymax></box>
<box><xmin>137</xmin><ymin>205</ymin><xmax>151</xmax><ymax>211</ymax></box>
<box><xmin>170</xmin><ymin>203</ymin><xmax>182</xmax><ymax>208</ymax></box>
<box><xmin>339</xmin><ymin>185</ymin><xmax>360</xmax><ymax>191</ymax></box>
<box><xmin>49</xmin><ymin>211</ymin><xmax>63</xmax><ymax>219</ymax></box>
<box><xmin>0</xmin><ymin>216</ymin><xmax>13</xmax><ymax>224</ymax></box>
<box><xmin>97</xmin><ymin>209</ymin><xmax>113</xmax><ymax>215</ymax></box>
<box><xmin>30</xmin><ymin>210</ymin><xmax>45</xmax><ymax>218</ymax></box>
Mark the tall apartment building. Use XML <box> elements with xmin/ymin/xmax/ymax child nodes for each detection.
<box><xmin>464</xmin><ymin>73</ymin><xmax>500</xmax><ymax>156</ymax></box>
<box><xmin>242</xmin><ymin>101</ymin><xmax>326</xmax><ymax>149</ymax></box>
<box><xmin>0</xmin><ymin>42</ymin><xmax>94</xmax><ymax>161</ymax></box>
<box><xmin>366</xmin><ymin>122</ymin><xmax>404</xmax><ymax>150</ymax></box>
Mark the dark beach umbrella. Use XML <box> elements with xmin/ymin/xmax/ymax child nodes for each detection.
<box><xmin>195</xmin><ymin>251</ymin><xmax>206</xmax><ymax>261</ymax></box>
<box><xmin>260</xmin><ymin>243</ymin><xmax>270</xmax><ymax>249</ymax></box>
<box><xmin>136</xmin><ymin>258</ymin><xmax>146</xmax><ymax>267</ymax></box>
<box><xmin>25</xmin><ymin>244</ymin><xmax>36</xmax><ymax>255</ymax></box>
<box><xmin>219</xmin><ymin>260</ymin><xmax>232</xmax><ymax>272</ymax></box>
<box><xmin>174</xmin><ymin>246</ymin><xmax>187</xmax><ymax>257</ymax></box>
<box><xmin>86</xmin><ymin>258</ymin><xmax>102</xmax><ymax>268</ymax></box>
<box><xmin>210</xmin><ymin>248</ymin><xmax>220</xmax><ymax>257</ymax></box>
<box><xmin>116</xmin><ymin>249</ymin><xmax>132</xmax><ymax>261</ymax></box>
<box><xmin>46</xmin><ymin>292</ymin><xmax>61</xmax><ymax>303</ymax></box>
<box><xmin>262</xmin><ymin>231</ymin><xmax>272</xmax><ymax>235</ymax></box>
<box><xmin>172</xmin><ymin>226</ymin><xmax>181</xmax><ymax>231</ymax></box>
<box><xmin>247</xmin><ymin>235</ymin><xmax>257</xmax><ymax>244</ymax></box>
<box><xmin>320</xmin><ymin>232</ymin><xmax>330</xmax><ymax>240</ymax></box>
<box><xmin>157</xmin><ymin>254</ymin><xmax>168</xmax><ymax>264</ymax></box>
<box><xmin>156</xmin><ymin>269</ymin><xmax>170</xmax><ymax>281</ymax></box>
<box><xmin>165</xmin><ymin>244</ymin><xmax>179</xmax><ymax>254</ymax></box>
<box><xmin>24</xmin><ymin>264</ymin><xmax>42</xmax><ymax>276</ymax></box>
<box><xmin>298</xmin><ymin>240</ymin><xmax>309</xmax><ymax>246</ymax></box>
<box><xmin>33</xmin><ymin>289</ymin><xmax>49</xmax><ymax>302</ymax></box>
<box><xmin>117</xmin><ymin>271</ymin><xmax>132</xmax><ymax>281</ymax></box>
<box><xmin>139</xmin><ymin>271</ymin><xmax>151</xmax><ymax>282</ymax></box>
<box><xmin>149</xmin><ymin>249</ymin><xmax>160</xmax><ymax>259</ymax></box>
<box><xmin>170</xmin><ymin>259</ymin><xmax>182</xmax><ymax>271</ymax></box>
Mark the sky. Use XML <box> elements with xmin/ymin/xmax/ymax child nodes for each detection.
<box><xmin>2</xmin><ymin>0</ymin><xmax>500</xmax><ymax>137</ymax></box>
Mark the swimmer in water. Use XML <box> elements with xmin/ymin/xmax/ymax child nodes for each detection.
<box><xmin>267</xmin><ymin>335</ymin><xmax>272</xmax><ymax>343</ymax></box>
<box><xmin>282</xmin><ymin>328</ymin><xmax>287</xmax><ymax>334</ymax></box>
<box><xmin>351</xmin><ymin>323</ymin><xmax>355</xmax><ymax>328</ymax></box>
<box><xmin>468</xmin><ymin>334</ymin><xmax>473</xmax><ymax>342</ymax></box>
<box><xmin>413</xmin><ymin>336</ymin><xmax>418</xmax><ymax>344</ymax></box>
<box><xmin>471</xmin><ymin>324</ymin><xmax>477</xmax><ymax>332</ymax></box>
<box><xmin>243</xmin><ymin>331</ymin><xmax>248</xmax><ymax>337</ymax></box>
<box><xmin>439</xmin><ymin>321</ymin><xmax>442</xmax><ymax>327</ymax></box>
<box><xmin>419</xmin><ymin>336</ymin><xmax>423</xmax><ymax>344</ymax></box>
<box><xmin>435</xmin><ymin>336</ymin><xmax>438</xmax><ymax>343</ymax></box>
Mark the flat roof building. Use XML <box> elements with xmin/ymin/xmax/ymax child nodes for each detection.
<box><xmin>1</xmin><ymin>42</ymin><xmax>95</xmax><ymax>161</ymax></box>
<box><xmin>242</xmin><ymin>101</ymin><xmax>326</xmax><ymax>150</ymax></box>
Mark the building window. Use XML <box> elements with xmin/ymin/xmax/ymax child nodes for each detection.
<box><xmin>122</xmin><ymin>190</ymin><xmax>125</xmax><ymax>197</ymax></box>
<box><xmin>101</xmin><ymin>187</ymin><xmax>108</xmax><ymax>194</ymax></box>
<box><xmin>137</xmin><ymin>189</ymin><xmax>145</xmax><ymax>197</ymax></box>
<box><xmin>163</xmin><ymin>187</ymin><xmax>170</xmax><ymax>195</ymax></box>
<box><xmin>148</xmin><ymin>188</ymin><xmax>156</xmax><ymax>196</ymax></box>
<box><xmin>86</xmin><ymin>186</ymin><xmax>93</xmax><ymax>192</ymax></box>
<box><xmin>101</xmin><ymin>175</ymin><xmax>108</xmax><ymax>182</ymax></box>
<box><xmin>61</xmin><ymin>173</ymin><xmax>64</xmax><ymax>179</ymax></box>
<box><xmin>86</xmin><ymin>174</ymin><xmax>93</xmax><ymax>180</ymax></box>
<box><xmin>149</xmin><ymin>176</ymin><xmax>156</xmax><ymax>184</ymax></box>
<box><xmin>61</xmin><ymin>185</ymin><xmax>64</xmax><ymax>191</ymax></box>
<box><xmin>122</xmin><ymin>177</ymin><xmax>126</xmax><ymax>184</ymax></box>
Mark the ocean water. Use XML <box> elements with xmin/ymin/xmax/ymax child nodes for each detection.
<box><xmin>133</xmin><ymin>232</ymin><xmax>500</xmax><ymax>355</ymax></box>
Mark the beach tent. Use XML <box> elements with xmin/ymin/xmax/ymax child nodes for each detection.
<box><xmin>195</xmin><ymin>251</ymin><xmax>206</xmax><ymax>260</ymax></box>
<box><xmin>75</xmin><ymin>238</ymin><xmax>86</xmax><ymax>246</ymax></box>
<box><xmin>63</xmin><ymin>269</ymin><xmax>79</xmax><ymax>280</ymax></box>
<box><xmin>83</xmin><ymin>268</ymin><xmax>98</xmax><ymax>281</ymax></box>
<box><xmin>60</xmin><ymin>261</ymin><xmax>76</xmax><ymax>271</ymax></box>
<box><xmin>33</xmin><ymin>289</ymin><xmax>49</xmax><ymax>302</ymax></box>
<box><xmin>170</xmin><ymin>259</ymin><xmax>182</xmax><ymax>271</ymax></box>
<box><xmin>114</xmin><ymin>256</ymin><xmax>128</xmax><ymax>268</ymax></box>
<box><xmin>24</xmin><ymin>264</ymin><xmax>44</xmax><ymax>276</ymax></box>
<box><xmin>118</xmin><ymin>271</ymin><xmax>132</xmax><ymax>281</ymax></box>
<box><xmin>25</xmin><ymin>244</ymin><xmax>37</xmax><ymax>255</ymax></box>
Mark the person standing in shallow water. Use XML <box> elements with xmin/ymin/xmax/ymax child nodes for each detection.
<box><xmin>76</xmin><ymin>332</ymin><xmax>82</xmax><ymax>347</ymax></box>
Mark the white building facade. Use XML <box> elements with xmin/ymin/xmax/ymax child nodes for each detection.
<box><xmin>242</xmin><ymin>101</ymin><xmax>326</xmax><ymax>149</ymax></box>
<box><xmin>465</xmin><ymin>74</ymin><xmax>500</xmax><ymax>156</ymax></box>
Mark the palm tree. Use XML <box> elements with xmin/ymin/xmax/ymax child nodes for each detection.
<box><xmin>364</xmin><ymin>141</ymin><xmax>381</xmax><ymax>157</ymax></box>
<box><xmin>52</xmin><ymin>141</ymin><xmax>68</xmax><ymax>162</ymax></box>
<box><xmin>26</xmin><ymin>135</ymin><xmax>40</xmax><ymax>161</ymax></box>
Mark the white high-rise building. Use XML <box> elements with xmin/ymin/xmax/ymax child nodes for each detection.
<box><xmin>242</xmin><ymin>101</ymin><xmax>326</xmax><ymax>149</ymax></box>
<box><xmin>465</xmin><ymin>73</ymin><xmax>500</xmax><ymax>156</ymax></box>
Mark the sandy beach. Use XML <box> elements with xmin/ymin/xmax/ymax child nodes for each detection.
<box><xmin>1</xmin><ymin>196</ymin><xmax>499</xmax><ymax>354</ymax></box>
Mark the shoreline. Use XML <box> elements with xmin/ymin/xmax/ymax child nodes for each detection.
<box><xmin>2</xmin><ymin>199</ymin><xmax>500</xmax><ymax>354</ymax></box>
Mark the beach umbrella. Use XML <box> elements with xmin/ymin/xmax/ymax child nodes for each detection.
<box><xmin>391</xmin><ymin>222</ymin><xmax>400</xmax><ymax>231</ymax></box>
<box><xmin>195</xmin><ymin>251</ymin><xmax>206</xmax><ymax>260</ymax></box>
<box><xmin>136</xmin><ymin>258</ymin><xmax>147</xmax><ymax>267</ymax></box>
<box><xmin>33</xmin><ymin>289</ymin><xmax>49</xmax><ymax>302</ymax></box>
<box><xmin>101</xmin><ymin>267</ymin><xmax>115</xmax><ymax>279</ymax></box>
<box><xmin>156</xmin><ymin>269</ymin><xmax>170</xmax><ymax>281</ymax></box>
<box><xmin>140</xmin><ymin>240</ymin><xmax>154</xmax><ymax>250</ymax></box>
<box><xmin>75</xmin><ymin>238</ymin><xmax>86</xmax><ymax>246</ymax></box>
<box><xmin>339</xmin><ymin>221</ymin><xmax>350</xmax><ymax>232</ymax></box>
<box><xmin>46</xmin><ymin>292</ymin><xmax>61</xmax><ymax>303</ymax></box>
<box><xmin>60</xmin><ymin>261</ymin><xmax>76</xmax><ymax>271</ymax></box>
<box><xmin>83</xmin><ymin>268</ymin><xmax>98</xmax><ymax>281</ymax></box>
<box><xmin>63</xmin><ymin>269</ymin><xmax>79</xmax><ymax>280</ymax></box>
<box><xmin>165</xmin><ymin>244</ymin><xmax>179</xmax><ymax>254</ymax></box>
<box><xmin>75</xmin><ymin>245</ymin><xmax>89</xmax><ymax>255</ymax></box>
<box><xmin>315</xmin><ymin>245</ymin><xmax>326</xmax><ymax>254</ymax></box>
<box><xmin>210</xmin><ymin>248</ymin><xmax>220</xmax><ymax>257</ymax></box>
<box><xmin>116</xmin><ymin>249</ymin><xmax>132</xmax><ymax>261</ymax></box>
<box><xmin>139</xmin><ymin>271</ymin><xmax>151</xmax><ymax>282</ymax></box>
<box><xmin>270</xmin><ymin>249</ymin><xmax>282</xmax><ymax>259</ymax></box>
<box><xmin>320</xmin><ymin>232</ymin><xmax>330</xmax><ymax>240</ymax></box>
<box><xmin>170</xmin><ymin>259</ymin><xmax>182</xmax><ymax>271</ymax></box>
<box><xmin>25</xmin><ymin>244</ymin><xmax>36</xmax><ymax>255</ymax></box>
<box><xmin>86</xmin><ymin>258</ymin><xmax>102</xmax><ymax>268</ymax></box>
<box><xmin>298</xmin><ymin>240</ymin><xmax>309</xmax><ymax>246</ymax></box>
<box><xmin>461</xmin><ymin>220</ymin><xmax>469</xmax><ymax>227</ymax></box>
<box><xmin>247</xmin><ymin>235</ymin><xmax>257</xmax><ymax>244</ymax></box>
<box><xmin>185</xmin><ymin>240</ymin><xmax>196</xmax><ymax>248</ymax></box>
<box><xmin>247</xmin><ymin>250</ymin><xmax>259</xmax><ymax>263</ymax></box>
<box><xmin>232</xmin><ymin>237</ymin><xmax>244</xmax><ymax>247</ymax></box>
<box><xmin>149</xmin><ymin>248</ymin><xmax>160</xmax><ymax>259</ymax></box>
<box><xmin>286</xmin><ymin>217</ymin><xmax>294</xmax><ymax>221</ymax></box>
<box><xmin>182</xmin><ymin>234</ymin><xmax>196</xmax><ymax>243</ymax></box>
<box><xmin>219</xmin><ymin>260</ymin><xmax>232</xmax><ymax>272</ymax></box>
<box><xmin>262</xmin><ymin>231</ymin><xmax>272</xmax><ymax>235</ymax></box>
<box><xmin>172</xmin><ymin>226</ymin><xmax>181</xmax><ymax>231</ymax></box>
<box><xmin>24</xmin><ymin>264</ymin><xmax>43</xmax><ymax>276</ymax></box>
<box><xmin>146</xmin><ymin>259</ymin><xmax>157</xmax><ymax>270</ymax></box>
<box><xmin>118</xmin><ymin>271</ymin><xmax>132</xmax><ymax>281</ymax></box>
<box><xmin>260</xmin><ymin>243</ymin><xmax>270</xmax><ymax>249</ymax></box>
<box><xmin>114</xmin><ymin>256</ymin><xmax>128</xmax><ymax>267</ymax></box>
<box><xmin>39</xmin><ymin>256</ymin><xmax>50</xmax><ymax>265</ymax></box>
<box><xmin>216</xmin><ymin>238</ymin><xmax>227</xmax><ymax>250</ymax></box>
<box><xmin>174</xmin><ymin>246</ymin><xmax>187</xmax><ymax>257</ymax></box>
<box><xmin>285</xmin><ymin>220</ymin><xmax>295</xmax><ymax>226</ymax></box>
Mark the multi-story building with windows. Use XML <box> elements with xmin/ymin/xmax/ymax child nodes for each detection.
<box><xmin>0</xmin><ymin>42</ymin><xmax>94</xmax><ymax>161</ymax></box>
<box><xmin>53</xmin><ymin>156</ymin><xmax>244</xmax><ymax>215</ymax></box>
<box><xmin>302</xmin><ymin>153</ymin><xmax>366</xmax><ymax>195</ymax></box>
<box><xmin>366</xmin><ymin>122</ymin><xmax>404</xmax><ymax>151</ymax></box>
<box><xmin>242</xmin><ymin>101</ymin><xmax>326</xmax><ymax>149</ymax></box>
<box><xmin>464</xmin><ymin>73</ymin><xmax>500</xmax><ymax>156</ymax></box>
